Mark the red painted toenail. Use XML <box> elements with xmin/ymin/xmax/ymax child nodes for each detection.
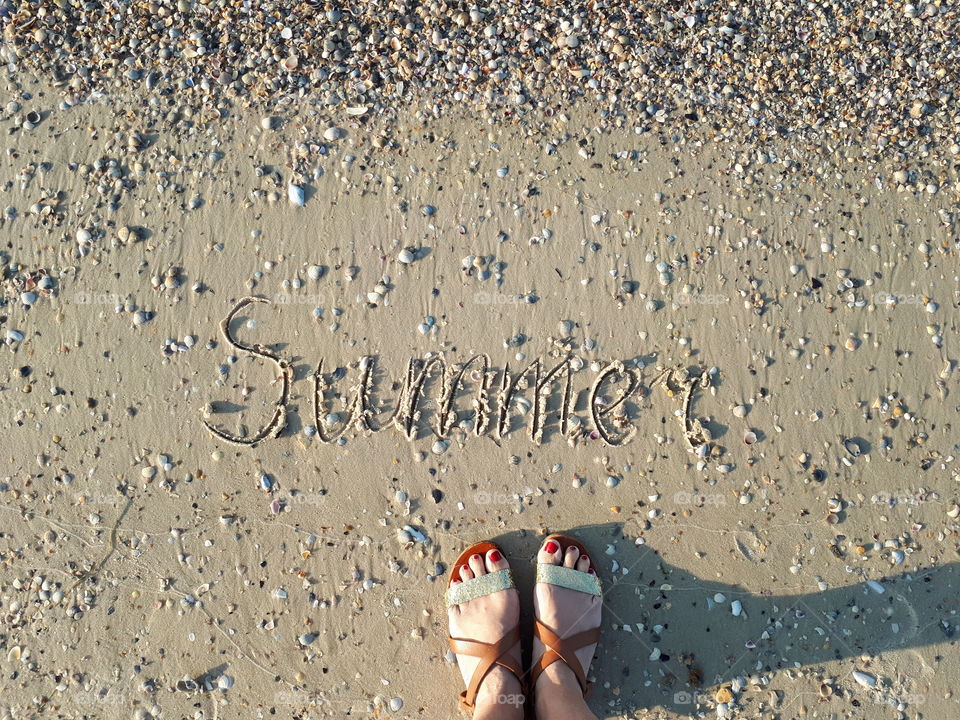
<box><xmin>472</xmin><ymin>553</ymin><xmax>482</xmax><ymax>561</ymax></box>
<box><xmin>489</xmin><ymin>550</ymin><xmax>502</xmax><ymax>562</ymax></box>
<box><xmin>544</xmin><ymin>541</ymin><xmax>559</xmax><ymax>554</ymax></box>
<box><xmin>581</xmin><ymin>554</ymin><xmax>589</xmax><ymax>563</ymax></box>
<box><xmin>452</xmin><ymin>578</ymin><xmax>461</xmax><ymax>584</ymax></box>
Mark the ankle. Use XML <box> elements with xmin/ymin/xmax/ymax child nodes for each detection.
<box><xmin>534</xmin><ymin>663</ymin><xmax>588</xmax><ymax>714</ymax></box>
<box><xmin>475</xmin><ymin>666</ymin><xmax>525</xmax><ymax>718</ymax></box>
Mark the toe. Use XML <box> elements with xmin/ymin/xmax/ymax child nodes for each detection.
<box><xmin>537</xmin><ymin>537</ymin><xmax>562</xmax><ymax>564</ymax></box>
<box><xmin>468</xmin><ymin>552</ymin><xmax>487</xmax><ymax>577</ymax></box>
<box><xmin>485</xmin><ymin>547</ymin><xmax>508</xmax><ymax>572</ymax></box>
<box><xmin>459</xmin><ymin>564</ymin><xmax>474</xmax><ymax>582</ymax></box>
<box><xmin>563</xmin><ymin>544</ymin><xmax>580</xmax><ymax>568</ymax></box>
<box><xmin>576</xmin><ymin>553</ymin><xmax>591</xmax><ymax>573</ymax></box>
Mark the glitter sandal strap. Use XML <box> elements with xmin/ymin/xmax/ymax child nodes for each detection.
<box><xmin>445</xmin><ymin>568</ymin><xmax>515</xmax><ymax>606</ymax></box>
<box><xmin>535</xmin><ymin>563</ymin><xmax>602</xmax><ymax>596</ymax></box>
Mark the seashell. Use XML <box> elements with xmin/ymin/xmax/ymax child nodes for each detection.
<box><xmin>948</xmin><ymin>504</ymin><xmax>960</xmax><ymax>519</ymax></box>
<box><xmin>217</xmin><ymin>675</ymin><xmax>234</xmax><ymax>690</ymax></box>
<box><xmin>398</xmin><ymin>247</ymin><xmax>417</xmax><ymax>264</ymax></box>
<box><xmin>287</xmin><ymin>184</ymin><xmax>305</xmax><ymax>207</ymax></box>
<box><xmin>323</xmin><ymin>126</ymin><xmax>346</xmax><ymax>142</ymax></box>
<box><xmin>282</xmin><ymin>55</ymin><xmax>298</xmax><ymax>71</ymax></box>
<box><xmin>403</xmin><ymin>525</ymin><xmax>426</xmax><ymax>542</ymax></box>
<box><xmin>743</xmin><ymin>430</ymin><xmax>757</xmax><ymax>445</ymax></box>
<box><xmin>76</xmin><ymin>228</ymin><xmax>92</xmax><ymax>243</ymax></box>
<box><xmin>730</xmin><ymin>599</ymin><xmax>743</xmax><ymax>617</ymax></box>
<box><xmin>826</xmin><ymin>497</ymin><xmax>843</xmax><ymax>513</ymax></box>
<box><xmin>866</xmin><ymin>580</ymin><xmax>885</xmax><ymax>594</ymax></box>
<box><xmin>732</xmin><ymin>404</ymin><xmax>747</xmax><ymax>418</ymax></box>
<box><xmin>843</xmin><ymin>438</ymin><xmax>861</xmax><ymax>457</ymax></box>
<box><xmin>431</xmin><ymin>438</ymin><xmax>450</xmax><ymax>455</ymax></box>
<box><xmin>346</xmin><ymin>105</ymin><xmax>369</xmax><ymax>116</ymax></box>
<box><xmin>819</xmin><ymin>683</ymin><xmax>833</xmax><ymax>698</ymax></box>
<box><xmin>715</xmin><ymin>687</ymin><xmax>733</xmax><ymax>703</ymax></box>
<box><xmin>852</xmin><ymin>670</ymin><xmax>876</xmax><ymax>688</ymax></box>
<box><xmin>307</xmin><ymin>265</ymin><xmax>325</xmax><ymax>280</ymax></box>
<box><xmin>132</xmin><ymin>310</ymin><xmax>153</xmax><ymax>326</ymax></box>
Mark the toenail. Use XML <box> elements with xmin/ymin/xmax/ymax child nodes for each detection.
<box><xmin>544</xmin><ymin>541</ymin><xmax>559</xmax><ymax>554</ymax></box>
<box><xmin>489</xmin><ymin>550</ymin><xmax>502</xmax><ymax>562</ymax></box>
<box><xmin>581</xmin><ymin>554</ymin><xmax>589</xmax><ymax>562</ymax></box>
<box><xmin>472</xmin><ymin>554</ymin><xmax>482</xmax><ymax>561</ymax></box>
<box><xmin>452</xmin><ymin>579</ymin><xmax>461</xmax><ymax>584</ymax></box>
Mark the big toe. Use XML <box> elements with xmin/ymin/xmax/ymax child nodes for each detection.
<box><xmin>537</xmin><ymin>537</ymin><xmax>563</xmax><ymax>564</ymax></box>
<box><xmin>486</xmin><ymin>547</ymin><xmax>509</xmax><ymax>572</ymax></box>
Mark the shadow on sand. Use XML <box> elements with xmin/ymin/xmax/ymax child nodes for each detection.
<box><xmin>448</xmin><ymin>522</ymin><xmax>956</xmax><ymax>718</ymax></box>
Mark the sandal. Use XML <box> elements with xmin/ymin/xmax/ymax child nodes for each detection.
<box><xmin>529</xmin><ymin>534</ymin><xmax>603</xmax><ymax>698</ymax></box>
<box><xmin>446</xmin><ymin>541</ymin><xmax>525</xmax><ymax>713</ymax></box>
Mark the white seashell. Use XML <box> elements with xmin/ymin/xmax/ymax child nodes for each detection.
<box><xmin>948</xmin><ymin>504</ymin><xmax>960</xmax><ymax>519</ymax></box>
<box><xmin>307</xmin><ymin>265</ymin><xmax>325</xmax><ymax>281</ymax></box>
<box><xmin>5</xmin><ymin>329</ymin><xmax>25</xmax><ymax>344</ymax></box>
<box><xmin>287</xmin><ymin>184</ymin><xmax>305</xmax><ymax>207</ymax></box>
<box><xmin>732</xmin><ymin>404</ymin><xmax>747</xmax><ymax>418</ymax></box>
<box><xmin>398</xmin><ymin>247</ymin><xmax>417</xmax><ymax>264</ymax></box>
<box><xmin>323</xmin><ymin>127</ymin><xmax>346</xmax><ymax>142</ymax></box>
<box><xmin>866</xmin><ymin>580</ymin><xmax>885</xmax><ymax>594</ymax></box>
<box><xmin>346</xmin><ymin>105</ymin><xmax>369</xmax><ymax>116</ymax></box>
<box><xmin>731</xmin><ymin>599</ymin><xmax>743</xmax><ymax>616</ymax></box>
<box><xmin>76</xmin><ymin>228</ymin><xmax>92</xmax><ymax>243</ymax></box>
<box><xmin>432</xmin><ymin>439</ymin><xmax>450</xmax><ymax>455</ymax></box>
<box><xmin>366</xmin><ymin>291</ymin><xmax>383</xmax><ymax>304</ymax></box>
<box><xmin>403</xmin><ymin>525</ymin><xmax>426</xmax><ymax>542</ymax></box>
<box><xmin>217</xmin><ymin>675</ymin><xmax>234</xmax><ymax>690</ymax></box>
<box><xmin>852</xmin><ymin>670</ymin><xmax>876</xmax><ymax>688</ymax></box>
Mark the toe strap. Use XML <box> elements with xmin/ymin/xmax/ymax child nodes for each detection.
<box><xmin>530</xmin><ymin>620</ymin><xmax>600</xmax><ymax>697</ymax></box>
<box><xmin>446</xmin><ymin>568</ymin><xmax>515</xmax><ymax>607</ymax></box>
<box><xmin>449</xmin><ymin>625</ymin><xmax>523</xmax><ymax>710</ymax></box>
<box><xmin>535</xmin><ymin>563</ymin><xmax>602</xmax><ymax>595</ymax></box>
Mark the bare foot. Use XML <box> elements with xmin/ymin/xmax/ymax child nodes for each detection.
<box><xmin>533</xmin><ymin>537</ymin><xmax>602</xmax><ymax>719</ymax></box>
<box><xmin>447</xmin><ymin>548</ymin><xmax>524</xmax><ymax>718</ymax></box>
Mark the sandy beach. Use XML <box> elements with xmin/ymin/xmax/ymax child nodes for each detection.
<box><xmin>1</xmin><ymin>3</ymin><xmax>959</xmax><ymax>718</ymax></box>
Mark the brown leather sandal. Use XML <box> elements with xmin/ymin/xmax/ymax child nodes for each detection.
<box><xmin>446</xmin><ymin>541</ymin><xmax>525</xmax><ymax>713</ymax></box>
<box><xmin>529</xmin><ymin>534</ymin><xmax>603</xmax><ymax>699</ymax></box>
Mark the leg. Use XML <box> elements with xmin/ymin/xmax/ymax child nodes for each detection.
<box><xmin>533</xmin><ymin>538</ymin><xmax>601</xmax><ymax>720</ymax></box>
<box><xmin>448</xmin><ymin>548</ymin><xmax>525</xmax><ymax>720</ymax></box>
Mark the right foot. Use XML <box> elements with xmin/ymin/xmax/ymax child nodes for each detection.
<box><xmin>533</xmin><ymin>536</ymin><xmax>603</xmax><ymax>717</ymax></box>
<box><xmin>447</xmin><ymin>548</ymin><xmax>524</xmax><ymax>717</ymax></box>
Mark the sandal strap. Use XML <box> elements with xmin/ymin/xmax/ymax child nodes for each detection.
<box><xmin>446</xmin><ymin>568</ymin><xmax>514</xmax><ymax>607</ymax></box>
<box><xmin>530</xmin><ymin>620</ymin><xmax>600</xmax><ymax>697</ymax></box>
<box><xmin>449</xmin><ymin>625</ymin><xmax>523</xmax><ymax>710</ymax></box>
<box><xmin>535</xmin><ymin>563</ymin><xmax>602</xmax><ymax>595</ymax></box>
